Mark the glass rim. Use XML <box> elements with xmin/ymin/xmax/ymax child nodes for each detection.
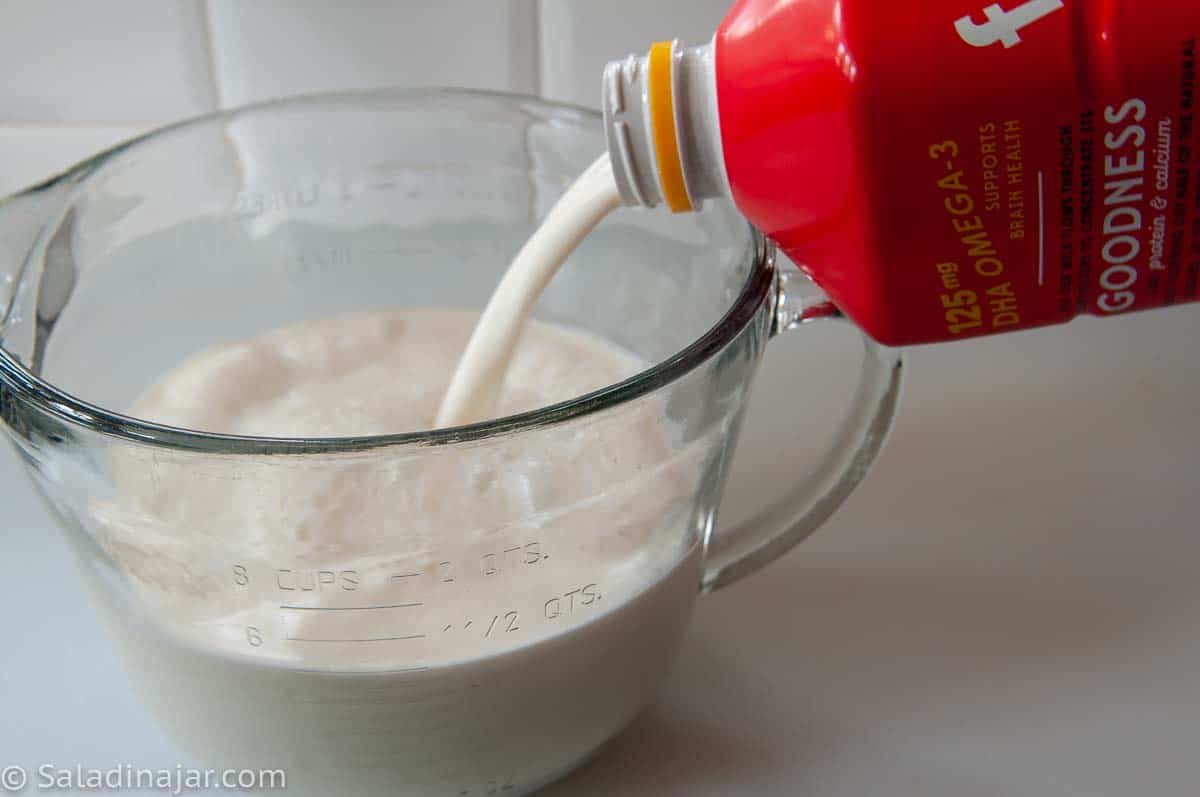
<box><xmin>0</xmin><ymin>87</ymin><xmax>775</xmax><ymax>455</ymax></box>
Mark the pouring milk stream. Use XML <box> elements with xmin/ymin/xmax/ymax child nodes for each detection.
<box><xmin>434</xmin><ymin>155</ymin><xmax>621</xmax><ymax>427</ymax></box>
<box><xmin>441</xmin><ymin>0</ymin><xmax>1199</xmax><ymax>424</ymax></box>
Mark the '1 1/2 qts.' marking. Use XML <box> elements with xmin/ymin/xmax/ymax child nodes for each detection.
<box><xmin>441</xmin><ymin>612</ymin><xmax>520</xmax><ymax>636</ymax></box>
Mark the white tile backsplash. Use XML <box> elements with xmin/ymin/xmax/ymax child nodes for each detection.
<box><xmin>0</xmin><ymin>1</ymin><xmax>730</xmax><ymax>192</ymax></box>
<box><xmin>0</xmin><ymin>0</ymin><xmax>215</xmax><ymax>124</ymax></box>
<box><xmin>538</xmin><ymin>0</ymin><xmax>731</xmax><ymax>107</ymax></box>
<box><xmin>0</xmin><ymin>1</ymin><xmax>733</xmax><ymax>124</ymax></box>
<box><xmin>205</xmin><ymin>0</ymin><xmax>540</xmax><ymax>108</ymax></box>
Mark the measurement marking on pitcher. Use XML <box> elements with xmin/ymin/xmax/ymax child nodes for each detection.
<box><xmin>389</xmin><ymin>572</ymin><xmax>422</xmax><ymax>580</ymax></box>
<box><xmin>279</xmin><ymin>602</ymin><xmax>423</xmax><ymax>611</ymax></box>
<box><xmin>441</xmin><ymin>615</ymin><xmax>521</xmax><ymax>636</ymax></box>
<box><xmin>286</xmin><ymin>633</ymin><xmax>427</xmax><ymax>643</ymax></box>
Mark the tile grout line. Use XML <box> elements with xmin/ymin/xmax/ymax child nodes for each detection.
<box><xmin>198</xmin><ymin>0</ymin><xmax>226</xmax><ymax>110</ymax></box>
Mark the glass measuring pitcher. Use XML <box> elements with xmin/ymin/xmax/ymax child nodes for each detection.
<box><xmin>0</xmin><ymin>90</ymin><xmax>900</xmax><ymax>796</ymax></box>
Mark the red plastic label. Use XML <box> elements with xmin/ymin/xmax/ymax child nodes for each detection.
<box><xmin>715</xmin><ymin>0</ymin><xmax>1200</xmax><ymax>344</ymax></box>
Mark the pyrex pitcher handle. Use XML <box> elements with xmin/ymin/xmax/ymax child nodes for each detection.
<box><xmin>701</xmin><ymin>267</ymin><xmax>903</xmax><ymax>591</ymax></box>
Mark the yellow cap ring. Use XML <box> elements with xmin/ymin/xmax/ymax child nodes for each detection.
<box><xmin>647</xmin><ymin>40</ymin><xmax>693</xmax><ymax>213</ymax></box>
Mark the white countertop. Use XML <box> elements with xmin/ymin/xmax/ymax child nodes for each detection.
<box><xmin>3</xmin><ymin>146</ymin><xmax>1200</xmax><ymax>795</ymax></box>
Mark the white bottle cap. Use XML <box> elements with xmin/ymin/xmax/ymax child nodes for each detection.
<box><xmin>601</xmin><ymin>39</ymin><xmax>730</xmax><ymax>211</ymax></box>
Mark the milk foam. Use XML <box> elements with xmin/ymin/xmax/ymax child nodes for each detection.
<box><xmin>94</xmin><ymin>308</ymin><xmax>699</xmax><ymax>669</ymax></box>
